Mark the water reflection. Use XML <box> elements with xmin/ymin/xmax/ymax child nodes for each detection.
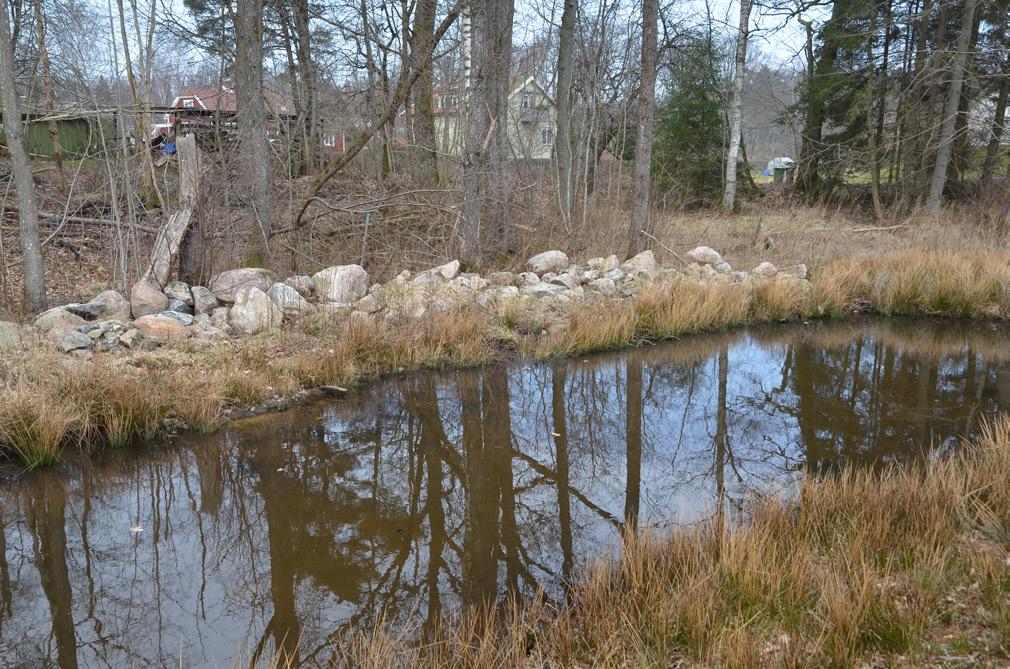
<box><xmin>3</xmin><ymin>319</ymin><xmax>1010</xmax><ymax>668</ymax></box>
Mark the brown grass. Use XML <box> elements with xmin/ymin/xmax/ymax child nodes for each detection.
<box><xmin>288</xmin><ymin>415</ymin><xmax>1010</xmax><ymax>668</ymax></box>
<box><xmin>5</xmin><ymin>250</ymin><xmax>1010</xmax><ymax>467</ymax></box>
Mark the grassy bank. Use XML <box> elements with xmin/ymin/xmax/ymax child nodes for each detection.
<box><xmin>320</xmin><ymin>414</ymin><xmax>1010</xmax><ymax>668</ymax></box>
<box><xmin>3</xmin><ymin>249</ymin><xmax>1010</xmax><ymax>468</ymax></box>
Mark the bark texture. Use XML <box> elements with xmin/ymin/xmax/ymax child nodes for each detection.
<box><xmin>627</xmin><ymin>0</ymin><xmax>658</xmax><ymax>256</ymax></box>
<box><xmin>555</xmin><ymin>0</ymin><xmax>577</xmax><ymax>228</ymax></box>
<box><xmin>722</xmin><ymin>0</ymin><xmax>751</xmax><ymax>211</ymax></box>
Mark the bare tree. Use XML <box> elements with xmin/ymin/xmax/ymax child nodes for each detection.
<box><xmin>627</xmin><ymin>0</ymin><xmax>658</xmax><ymax>256</ymax></box>
<box><xmin>235</xmin><ymin>0</ymin><xmax>273</xmax><ymax>258</ymax></box>
<box><xmin>722</xmin><ymin>0</ymin><xmax>751</xmax><ymax>211</ymax></box>
<box><xmin>555</xmin><ymin>0</ymin><xmax>577</xmax><ymax>228</ymax></box>
<box><xmin>0</xmin><ymin>0</ymin><xmax>45</xmax><ymax>311</ymax></box>
<box><xmin>460</xmin><ymin>0</ymin><xmax>515</xmax><ymax>266</ymax></box>
<box><xmin>411</xmin><ymin>0</ymin><xmax>439</xmax><ymax>186</ymax></box>
<box><xmin>33</xmin><ymin>0</ymin><xmax>63</xmax><ymax>177</ymax></box>
<box><xmin>925</xmin><ymin>0</ymin><xmax>978</xmax><ymax>212</ymax></box>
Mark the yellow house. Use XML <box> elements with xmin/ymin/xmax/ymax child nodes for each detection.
<box><xmin>432</xmin><ymin>76</ymin><xmax>556</xmax><ymax>162</ymax></box>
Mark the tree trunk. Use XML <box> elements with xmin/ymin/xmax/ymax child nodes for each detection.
<box><xmin>627</xmin><ymin>0</ymin><xmax>658</xmax><ymax>257</ymax></box>
<box><xmin>925</xmin><ymin>0</ymin><xmax>978</xmax><ymax>211</ymax></box>
<box><xmin>722</xmin><ymin>0</ymin><xmax>751</xmax><ymax>211</ymax></box>
<box><xmin>865</xmin><ymin>0</ymin><xmax>884</xmax><ymax>223</ymax></box>
<box><xmin>177</xmin><ymin>135</ymin><xmax>206</xmax><ymax>284</ymax></box>
<box><xmin>460</xmin><ymin>0</ymin><xmax>515</xmax><ymax>267</ymax></box>
<box><xmin>981</xmin><ymin>58</ymin><xmax>1010</xmax><ymax>188</ymax></box>
<box><xmin>411</xmin><ymin>0</ymin><xmax>439</xmax><ymax>186</ymax></box>
<box><xmin>555</xmin><ymin>0</ymin><xmax>577</xmax><ymax>229</ymax></box>
<box><xmin>292</xmin><ymin>0</ymin><xmax>317</xmax><ymax>173</ymax></box>
<box><xmin>235</xmin><ymin>0</ymin><xmax>273</xmax><ymax>259</ymax></box>
<box><xmin>33</xmin><ymin>0</ymin><xmax>62</xmax><ymax>177</ymax></box>
<box><xmin>0</xmin><ymin>0</ymin><xmax>45</xmax><ymax>311</ymax></box>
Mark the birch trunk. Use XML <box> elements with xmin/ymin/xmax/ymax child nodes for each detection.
<box><xmin>722</xmin><ymin>0</ymin><xmax>751</xmax><ymax>211</ymax></box>
<box><xmin>925</xmin><ymin>0</ymin><xmax>978</xmax><ymax>211</ymax></box>
<box><xmin>0</xmin><ymin>0</ymin><xmax>45</xmax><ymax>310</ymax></box>
<box><xmin>627</xmin><ymin>0</ymin><xmax>658</xmax><ymax>256</ymax></box>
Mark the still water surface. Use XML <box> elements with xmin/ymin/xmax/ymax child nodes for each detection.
<box><xmin>2</xmin><ymin>319</ymin><xmax>1010</xmax><ymax>668</ymax></box>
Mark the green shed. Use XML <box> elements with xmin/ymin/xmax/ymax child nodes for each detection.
<box><xmin>1</xmin><ymin>114</ymin><xmax>114</xmax><ymax>159</ymax></box>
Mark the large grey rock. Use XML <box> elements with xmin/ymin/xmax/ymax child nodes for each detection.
<box><xmin>527</xmin><ymin>250</ymin><xmax>570</xmax><ymax>274</ymax></box>
<box><xmin>622</xmin><ymin>250</ymin><xmax>658</xmax><ymax>273</ymax></box>
<box><xmin>119</xmin><ymin>328</ymin><xmax>148</xmax><ymax>349</ymax></box>
<box><xmin>88</xmin><ymin>290</ymin><xmax>132</xmax><ymax>321</ymax></box>
<box><xmin>267</xmin><ymin>283</ymin><xmax>317</xmax><ymax>319</ymax></box>
<box><xmin>191</xmin><ymin>286</ymin><xmax>219</xmax><ymax>315</ymax></box>
<box><xmin>781</xmin><ymin>264</ymin><xmax>809</xmax><ymax>280</ymax></box>
<box><xmin>588</xmin><ymin>255</ymin><xmax>620</xmax><ymax>273</ymax></box>
<box><xmin>208</xmin><ymin>268</ymin><xmax>276</xmax><ymax>303</ymax></box>
<box><xmin>313</xmin><ymin>265</ymin><xmax>369</xmax><ymax>304</ymax></box>
<box><xmin>133</xmin><ymin>314</ymin><xmax>191</xmax><ymax>343</ymax></box>
<box><xmin>587</xmin><ymin>278</ymin><xmax>618</xmax><ymax>296</ymax></box>
<box><xmin>55</xmin><ymin>330</ymin><xmax>93</xmax><ymax>353</ymax></box>
<box><xmin>229</xmin><ymin>286</ymin><xmax>283</xmax><ymax>334</ymax></box>
<box><xmin>686</xmin><ymin>246</ymin><xmax>723</xmax><ymax>267</ymax></box>
<box><xmin>284</xmin><ymin>275</ymin><xmax>315</xmax><ymax>299</ymax></box>
<box><xmin>35</xmin><ymin>307</ymin><xmax>86</xmax><ymax>334</ymax></box>
<box><xmin>355</xmin><ymin>294</ymin><xmax>383</xmax><ymax>314</ymax></box>
<box><xmin>0</xmin><ymin>321</ymin><xmax>23</xmax><ymax>349</ymax></box>
<box><xmin>521</xmin><ymin>282</ymin><xmax>566</xmax><ymax>298</ymax></box>
<box><xmin>160</xmin><ymin>310</ymin><xmax>194</xmax><ymax>327</ymax></box>
<box><xmin>166</xmin><ymin>298</ymin><xmax>194</xmax><ymax>315</ymax></box>
<box><xmin>130</xmin><ymin>277</ymin><xmax>169</xmax><ymax>318</ymax></box>
<box><xmin>550</xmin><ymin>273</ymin><xmax>579</xmax><ymax>290</ymax></box>
<box><xmin>163</xmin><ymin>281</ymin><xmax>194</xmax><ymax>305</ymax></box>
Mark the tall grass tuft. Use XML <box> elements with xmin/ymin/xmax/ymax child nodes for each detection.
<box><xmin>0</xmin><ymin>391</ymin><xmax>78</xmax><ymax>466</ymax></box>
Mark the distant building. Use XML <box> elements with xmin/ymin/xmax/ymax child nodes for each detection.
<box><xmin>431</xmin><ymin>76</ymin><xmax>556</xmax><ymax>161</ymax></box>
<box><xmin>154</xmin><ymin>83</ymin><xmax>344</xmax><ymax>154</ymax></box>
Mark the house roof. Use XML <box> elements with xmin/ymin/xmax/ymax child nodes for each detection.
<box><xmin>173</xmin><ymin>83</ymin><xmax>295</xmax><ymax>116</ymax></box>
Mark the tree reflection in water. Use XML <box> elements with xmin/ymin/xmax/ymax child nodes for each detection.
<box><xmin>2</xmin><ymin>319</ymin><xmax>1010</xmax><ymax>667</ymax></box>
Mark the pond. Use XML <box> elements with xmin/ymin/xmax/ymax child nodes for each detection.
<box><xmin>2</xmin><ymin>318</ymin><xmax>1010</xmax><ymax>668</ymax></box>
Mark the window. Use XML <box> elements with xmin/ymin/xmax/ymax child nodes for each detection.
<box><xmin>438</xmin><ymin>95</ymin><xmax>446</xmax><ymax>109</ymax></box>
<box><xmin>182</xmin><ymin>99</ymin><xmax>194</xmax><ymax>108</ymax></box>
<box><xmin>449</xmin><ymin>95</ymin><xmax>458</xmax><ymax>108</ymax></box>
<box><xmin>521</xmin><ymin>93</ymin><xmax>532</xmax><ymax>109</ymax></box>
<box><xmin>541</xmin><ymin>127</ymin><xmax>553</xmax><ymax>146</ymax></box>
<box><xmin>322</xmin><ymin>135</ymin><xmax>336</xmax><ymax>147</ymax></box>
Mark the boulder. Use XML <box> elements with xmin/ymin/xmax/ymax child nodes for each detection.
<box><xmin>283</xmin><ymin>275</ymin><xmax>315</xmax><ymax>299</ymax></box>
<box><xmin>588</xmin><ymin>255</ymin><xmax>620</xmax><ymax>273</ymax></box>
<box><xmin>0</xmin><ymin>321</ymin><xmax>24</xmax><ymax>349</ymax></box>
<box><xmin>191</xmin><ymin>286</ymin><xmax>219</xmax><ymax>315</ymax></box>
<box><xmin>550</xmin><ymin>273</ymin><xmax>579</xmax><ymax>290</ymax></box>
<box><xmin>119</xmin><ymin>328</ymin><xmax>148</xmax><ymax>349</ymax></box>
<box><xmin>133</xmin><ymin>314</ymin><xmax>191</xmax><ymax>343</ymax></box>
<box><xmin>587</xmin><ymin>278</ymin><xmax>618</xmax><ymax>296</ymax></box>
<box><xmin>166</xmin><ymin>298</ymin><xmax>194</xmax><ymax>315</ymax></box>
<box><xmin>35</xmin><ymin>307</ymin><xmax>86</xmax><ymax>334</ymax></box>
<box><xmin>210</xmin><ymin>307</ymin><xmax>231</xmax><ymax>331</ymax></box>
<box><xmin>521</xmin><ymin>282</ymin><xmax>566</xmax><ymax>298</ymax></box>
<box><xmin>160</xmin><ymin>310</ymin><xmax>194</xmax><ymax>327</ymax></box>
<box><xmin>87</xmin><ymin>290</ymin><xmax>132</xmax><ymax>321</ymax></box>
<box><xmin>208</xmin><ymin>268</ymin><xmax>276</xmax><ymax>303</ymax></box>
<box><xmin>527</xmin><ymin>250</ymin><xmax>570</xmax><ymax>274</ymax></box>
<box><xmin>753</xmin><ymin>261</ymin><xmax>778</xmax><ymax>278</ymax></box>
<box><xmin>714</xmin><ymin>261</ymin><xmax>733</xmax><ymax>273</ymax></box>
<box><xmin>781</xmin><ymin>264</ymin><xmax>809</xmax><ymax>280</ymax></box>
<box><xmin>488</xmin><ymin>271</ymin><xmax>516</xmax><ymax>286</ymax></box>
<box><xmin>312</xmin><ymin>264</ymin><xmax>369</xmax><ymax>304</ymax></box>
<box><xmin>267</xmin><ymin>283</ymin><xmax>317</xmax><ymax>319</ymax></box>
<box><xmin>229</xmin><ymin>287</ymin><xmax>283</xmax><ymax>334</ymax></box>
<box><xmin>163</xmin><ymin>281</ymin><xmax>194</xmax><ymax>305</ymax></box>
<box><xmin>622</xmin><ymin>250</ymin><xmax>658</xmax><ymax>273</ymax></box>
<box><xmin>686</xmin><ymin>246</ymin><xmax>723</xmax><ymax>267</ymax></box>
<box><xmin>355</xmin><ymin>294</ymin><xmax>383</xmax><ymax>314</ymax></box>
<box><xmin>130</xmin><ymin>277</ymin><xmax>169</xmax><ymax>318</ymax></box>
<box><xmin>54</xmin><ymin>330</ymin><xmax>93</xmax><ymax>353</ymax></box>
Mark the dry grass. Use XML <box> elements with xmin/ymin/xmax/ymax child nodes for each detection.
<box><xmin>290</xmin><ymin>415</ymin><xmax>1010</xmax><ymax>668</ymax></box>
<box><xmin>5</xmin><ymin>250</ymin><xmax>1010</xmax><ymax>468</ymax></box>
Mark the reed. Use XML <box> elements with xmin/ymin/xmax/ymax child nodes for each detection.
<box><xmin>309</xmin><ymin>415</ymin><xmax>1010</xmax><ymax>668</ymax></box>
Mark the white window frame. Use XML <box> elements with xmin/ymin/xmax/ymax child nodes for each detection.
<box><xmin>522</xmin><ymin>92</ymin><xmax>532</xmax><ymax>109</ymax></box>
<box><xmin>541</xmin><ymin>126</ymin><xmax>553</xmax><ymax>146</ymax></box>
<box><xmin>182</xmin><ymin>99</ymin><xmax>195</xmax><ymax>108</ymax></box>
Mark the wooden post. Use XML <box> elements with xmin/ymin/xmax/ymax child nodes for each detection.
<box><xmin>143</xmin><ymin>134</ymin><xmax>199</xmax><ymax>287</ymax></box>
<box><xmin>177</xmin><ymin>134</ymin><xmax>207</xmax><ymax>284</ymax></box>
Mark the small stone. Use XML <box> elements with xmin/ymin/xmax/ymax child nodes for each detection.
<box><xmin>55</xmin><ymin>330</ymin><xmax>93</xmax><ymax>353</ymax></box>
<box><xmin>781</xmin><ymin>264</ymin><xmax>809</xmax><ymax>280</ymax></box>
<box><xmin>313</xmin><ymin>265</ymin><xmax>369</xmax><ymax>304</ymax></box>
<box><xmin>283</xmin><ymin>275</ymin><xmax>315</xmax><ymax>299</ymax></box>
<box><xmin>753</xmin><ymin>261</ymin><xmax>778</xmax><ymax>277</ymax></box>
<box><xmin>208</xmin><ymin>268</ymin><xmax>276</xmax><ymax>303</ymax></box>
<box><xmin>119</xmin><ymin>328</ymin><xmax>147</xmax><ymax>349</ymax></box>
<box><xmin>134</xmin><ymin>314</ymin><xmax>191</xmax><ymax>343</ymax></box>
<box><xmin>163</xmin><ymin>281</ymin><xmax>194</xmax><ymax>305</ymax></box>
<box><xmin>394</xmin><ymin>270</ymin><xmax>412</xmax><ymax>284</ymax></box>
<box><xmin>191</xmin><ymin>286</ymin><xmax>219</xmax><ymax>315</ymax></box>
<box><xmin>130</xmin><ymin>277</ymin><xmax>169</xmax><ymax>317</ymax></box>
<box><xmin>518</xmin><ymin>272</ymin><xmax>541</xmax><ymax>286</ymax></box>
<box><xmin>714</xmin><ymin>261</ymin><xmax>733</xmax><ymax>273</ymax></box>
<box><xmin>686</xmin><ymin>246</ymin><xmax>723</xmax><ymax>266</ymax></box>
<box><xmin>527</xmin><ymin>250</ymin><xmax>570</xmax><ymax>274</ymax></box>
